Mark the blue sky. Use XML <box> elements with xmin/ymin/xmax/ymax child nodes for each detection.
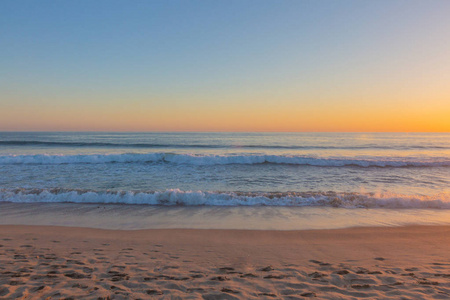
<box><xmin>1</xmin><ymin>1</ymin><xmax>449</xmax><ymax>131</ymax></box>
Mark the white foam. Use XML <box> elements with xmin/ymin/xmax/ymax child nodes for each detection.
<box><xmin>0</xmin><ymin>153</ymin><xmax>447</xmax><ymax>167</ymax></box>
<box><xmin>1</xmin><ymin>189</ymin><xmax>449</xmax><ymax>209</ymax></box>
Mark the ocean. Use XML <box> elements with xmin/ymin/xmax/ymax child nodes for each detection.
<box><xmin>0</xmin><ymin>132</ymin><xmax>449</xmax><ymax>230</ymax></box>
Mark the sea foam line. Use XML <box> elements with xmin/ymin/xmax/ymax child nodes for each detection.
<box><xmin>0</xmin><ymin>153</ymin><xmax>448</xmax><ymax>167</ymax></box>
<box><xmin>1</xmin><ymin>188</ymin><xmax>449</xmax><ymax>209</ymax></box>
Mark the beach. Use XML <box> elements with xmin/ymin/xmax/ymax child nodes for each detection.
<box><xmin>1</xmin><ymin>133</ymin><xmax>449</xmax><ymax>298</ymax></box>
<box><xmin>1</xmin><ymin>225</ymin><xmax>449</xmax><ymax>299</ymax></box>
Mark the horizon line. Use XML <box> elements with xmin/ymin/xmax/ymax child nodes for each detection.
<box><xmin>0</xmin><ymin>130</ymin><xmax>449</xmax><ymax>134</ymax></box>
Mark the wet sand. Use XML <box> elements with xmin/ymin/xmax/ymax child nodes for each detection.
<box><xmin>0</xmin><ymin>225</ymin><xmax>449</xmax><ymax>299</ymax></box>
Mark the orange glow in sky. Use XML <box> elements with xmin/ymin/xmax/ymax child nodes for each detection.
<box><xmin>1</xmin><ymin>1</ymin><xmax>449</xmax><ymax>132</ymax></box>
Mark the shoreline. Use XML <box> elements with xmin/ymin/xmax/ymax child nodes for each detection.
<box><xmin>1</xmin><ymin>225</ymin><xmax>449</xmax><ymax>299</ymax></box>
<box><xmin>2</xmin><ymin>202</ymin><xmax>450</xmax><ymax>231</ymax></box>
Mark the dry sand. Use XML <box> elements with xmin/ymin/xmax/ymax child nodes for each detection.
<box><xmin>0</xmin><ymin>225</ymin><xmax>449</xmax><ymax>299</ymax></box>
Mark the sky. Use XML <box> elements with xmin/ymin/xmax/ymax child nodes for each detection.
<box><xmin>1</xmin><ymin>0</ymin><xmax>449</xmax><ymax>132</ymax></box>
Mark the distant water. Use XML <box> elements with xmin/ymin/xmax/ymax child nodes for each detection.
<box><xmin>0</xmin><ymin>132</ymin><xmax>449</xmax><ymax>229</ymax></box>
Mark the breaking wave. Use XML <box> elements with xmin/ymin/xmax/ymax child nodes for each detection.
<box><xmin>1</xmin><ymin>188</ymin><xmax>449</xmax><ymax>209</ymax></box>
<box><xmin>0</xmin><ymin>153</ymin><xmax>448</xmax><ymax>167</ymax></box>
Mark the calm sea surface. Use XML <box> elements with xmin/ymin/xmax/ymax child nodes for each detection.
<box><xmin>1</xmin><ymin>132</ymin><xmax>449</xmax><ymax>229</ymax></box>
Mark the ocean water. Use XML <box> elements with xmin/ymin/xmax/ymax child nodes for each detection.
<box><xmin>0</xmin><ymin>132</ymin><xmax>449</xmax><ymax>229</ymax></box>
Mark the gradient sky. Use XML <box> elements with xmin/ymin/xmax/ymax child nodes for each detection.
<box><xmin>1</xmin><ymin>0</ymin><xmax>449</xmax><ymax>132</ymax></box>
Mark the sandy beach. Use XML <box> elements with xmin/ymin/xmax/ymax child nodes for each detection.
<box><xmin>0</xmin><ymin>225</ymin><xmax>449</xmax><ymax>299</ymax></box>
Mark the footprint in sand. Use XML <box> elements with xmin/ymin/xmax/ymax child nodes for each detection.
<box><xmin>351</xmin><ymin>284</ymin><xmax>371</xmax><ymax>289</ymax></box>
<box><xmin>64</xmin><ymin>272</ymin><xmax>90</xmax><ymax>279</ymax></box>
<box><xmin>210</xmin><ymin>276</ymin><xmax>229</xmax><ymax>281</ymax></box>
<box><xmin>264</xmin><ymin>274</ymin><xmax>290</xmax><ymax>279</ymax></box>
<box><xmin>308</xmin><ymin>272</ymin><xmax>326</xmax><ymax>279</ymax></box>
<box><xmin>240</xmin><ymin>273</ymin><xmax>258</xmax><ymax>278</ymax></box>
<box><xmin>301</xmin><ymin>292</ymin><xmax>317</xmax><ymax>297</ymax></box>
<box><xmin>147</xmin><ymin>289</ymin><xmax>163</xmax><ymax>295</ymax></box>
<box><xmin>67</xmin><ymin>259</ymin><xmax>85</xmax><ymax>265</ymax></box>
<box><xmin>47</xmin><ymin>270</ymin><xmax>58</xmax><ymax>275</ymax></box>
<box><xmin>259</xmin><ymin>266</ymin><xmax>274</xmax><ymax>272</ymax></box>
<box><xmin>72</xmin><ymin>283</ymin><xmax>88</xmax><ymax>289</ymax></box>
<box><xmin>108</xmin><ymin>271</ymin><xmax>130</xmax><ymax>281</ymax></box>
<box><xmin>356</xmin><ymin>268</ymin><xmax>369</xmax><ymax>274</ymax></box>
<box><xmin>164</xmin><ymin>275</ymin><xmax>190</xmax><ymax>281</ymax></box>
<box><xmin>31</xmin><ymin>285</ymin><xmax>47</xmax><ymax>292</ymax></box>
<box><xmin>221</xmin><ymin>288</ymin><xmax>239</xmax><ymax>294</ymax></box>
<box><xmin>417</xmin><ymin>280</ymin><xmax>439</xmax><ymax>285</ymax></box>
<box><xmin>258</xmin><ymin>292</ymin><xmax>277</xmax><ymax>297</ymax></box>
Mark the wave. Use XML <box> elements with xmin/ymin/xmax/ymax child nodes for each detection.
<box><xmin>1</xmin><ymin>188</ymin><xmax>449</xmax><ymax>209</ymax></box>
<box><xmin>0</xmin><ymin>140</ymin><xmax>448</xmax><ymax>150</ymax></box>
<box><xmin>0</xmin><ymin>153</ymin><xmax>448</xmax><ymax>167</ymax></box>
